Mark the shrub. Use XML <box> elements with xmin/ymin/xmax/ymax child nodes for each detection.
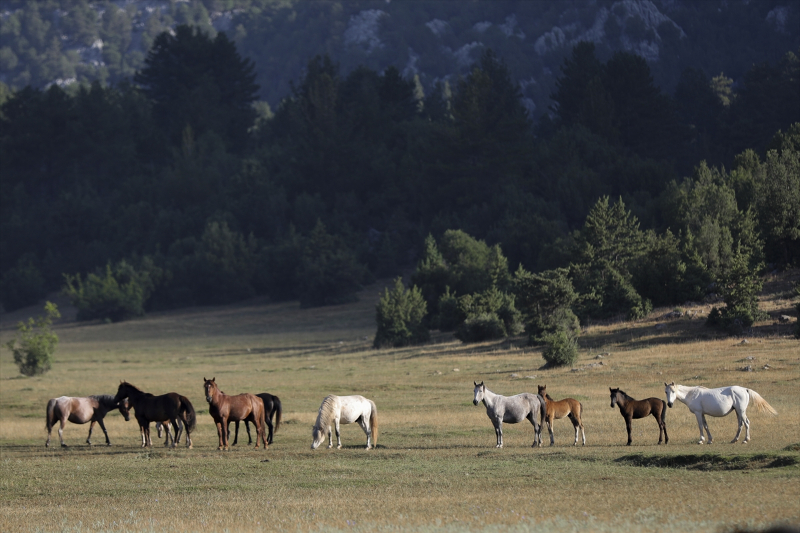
<box><xmin>373</xmin><ymin>278</ymin><xmax>429</xmax><ymax>348</ymax></box>
<box><xmin>454</xmin><ymin>287</ymin><xmax>523</xmax><ymax>343</ymax></box>
<box><xmin>455</xmin><ymin>312</ymin><xmax>507</xmax><ymax>343</ymax></box>
<box><xmin>513</xmin><ymin>266</ymin><xmax>579</xmax><ymax>341</ymax></box>
<box><xmin>541</xmin><ymin>329</ymin><xmax>579</xmax><ymax>368</ymax></box>
<box><xmin>6</xmin><ymin>302</ymin><xmax>60</xmax><ymax>376</ymax></box>
<box><xmin>705</xmin><ymin>242</ymin><xmax>766</xmax><ymax>334</ymax></box>
<box><xmin>63</xmin><ymin>260</ymin><xmax>156</xmax><ymax>322</ymax></box>
<box><xmin>435</xmin><ymin>287</ymin><xmax>464</xmax><ymax>332</ymax></box>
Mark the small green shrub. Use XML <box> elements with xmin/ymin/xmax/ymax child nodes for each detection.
<box><xmin>6</xmin><ymin>302</ymin><xmax>60</xmax><ymax>376</ymax></box>
<box><xmin>541</xmin><ymin>329</ymin><xmax>579</xmax><ymax>368</ymax></box>
<box><xmin>453</xmin><ymin>287</ymin><xmax>524</xmax><ymax>343</ymax></box>
<box><xmin>373</xmin><ymin>278</ymin><xmax>429</xmax><ymax>348</ymax></box>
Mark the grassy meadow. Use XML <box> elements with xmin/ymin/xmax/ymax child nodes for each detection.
<box><xmin>0</xmin><ymin>276</ymin><xmax>798</xmax><ymax>533</ymax></box>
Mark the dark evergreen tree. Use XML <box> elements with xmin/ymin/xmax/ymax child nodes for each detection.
<box><xmin>135</xmin><ymin>25</ymin><xmax>259</xmax><ymax>152</ymax></box>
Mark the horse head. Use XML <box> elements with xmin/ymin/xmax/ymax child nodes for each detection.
<box><xmin>609</xmin><ymin>388</ymin><xmax>620</xmax><ymax>408</ymax></box>
<box><xmin>473</xmin><ymin>381</ymin><xmax>485</xmax><ymax>406</ymax></box>
<box><xmin>117</xmin><ymin>398</ymin><xmax>131</xmax><ymax>421</ymax></box>
<box><xmin>311</xmin><ymin>424</ymin><xmax>325</xmax><ymax>449</ymax></box>
<box><xmin>114</xmin><ymin>381</ymin><xmax>130</xmax><ymax>403</ymax></box>
<box><xmin>203</xmin><ymin>377</ymin><xmax>217</xmax><ymax>404</ymax></box>
<box><xmin>664</xmin><ymin>382</ymin><xmax>677</xmax><ymax>408</ymax></box>
<box><xmin>537</xmin><ymin>385</ymin><xmax>547</xmax><ymax>397</ymax></box>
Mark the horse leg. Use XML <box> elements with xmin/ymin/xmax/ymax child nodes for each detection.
<box><xmin>59</xmin><ymin>418</ymin><xmax>67</xmax><ymax>447</ymax></box>
<box><xmin>702</xmin><ymin>414</ymin><xmax>713</xmax><ymax>444</ymax></box>
<box><xmin>97</xmin><ymin>419</ymin><xmax>111</xmax><ymax>446</ymax></box>
<box><xmin>546</xmin><ymin>416</ymin><xmax>555</xmax><ymax>446</ymax></box>
<box><xmin>87</xmin><ymin>420</ymin><xmax>96</xmax><ymax>445</ymax></box>
<box><xmin>264</xmin><ymin>415</ymin><xmax>274</xmax><ymax>445</ymax></box>
<box><xmin>625</xmin><ymin>416</ymin><xmax>632</xmax><ymax>446</ymax></box>
<box><xmin>569</xmin><ymin>413</ymin><xmax>581</xmax><ymax>446</ymax></box>
<box><xmin>245</xmin><ymin>421</ymin><xmax>253</xmax><ymax>445</ymax></box>
<box><xmin>145</xmin><ymin>423</ymin><xmax>153</xmax><ymax>447</ymax></box>
<box><xmin>494</xmin><ymin>420</ymin><xmax>503</xmax><ymax>448</ymax></box>
<box><xmin>358</xmin><ymin>416</ymin><xmax>371</xmax><ymax>449</ymax></box>
<box><xmin>528</xmin><ymin>413</ymin><xmax>542</xmax><ymax>448</ymax></box>
<box><xmin>335</xmin><ymin>418</ymin><xmax>342</xmax><ymax>449</ymax></box>
<box><xmin>327</xmin><ymin>425</ymin><xmax>333</xmax><ymax>449</ymax></box>
<box><xmin>661</xmin><ymin>413</ymin><xmax>668</xmax><ymax>445</ymax></box>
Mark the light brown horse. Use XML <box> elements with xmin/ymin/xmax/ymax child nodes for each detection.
<box><xmin>45</xmin><ymin>395</ymin><xmax>130</xmax><ymax>447</ymax></box>
<box><xmin>114</xmin><ymin>382</ymin><xmax>196</xmax><ymax>448</ymax></box>
<box><xmin>610</xmin><ymin>387</ymin><xmax>668</xmax><ymax>446</ymax></box>
<box><xmin>203</xmin><ymin>378</ymin><xmax>267</xmax><ymax>450</ymax></box>
<box><xmin>537</xmin><ymin>385</ymin><xmax>585</xmax><ymax>446</ymax></box>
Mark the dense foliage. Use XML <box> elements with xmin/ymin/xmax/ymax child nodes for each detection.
<box><xmin>373</xmin><ymin>277</ymin><xmax>429</xmax><ymax>348</ymax></box>
<box><xmin>1</xmin><ymin>17</ymin><xmax>798</xmax><ymax>342</ymax></box>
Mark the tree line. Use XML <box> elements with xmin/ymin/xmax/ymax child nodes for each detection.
<box><xmin>0</xmin><ymin>27</ymin><xmax>798</xmax><ymax>342</ymax></box>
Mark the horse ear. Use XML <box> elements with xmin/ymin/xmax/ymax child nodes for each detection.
<box><xmin>474</xmin><ymin>381</ymin><xmax>478</xmax><ymax>386</ymax></box>
<box><xmin>212</xmin><ymin>377</ymin><xmax>216</xmax><ymax>382</ymax></box>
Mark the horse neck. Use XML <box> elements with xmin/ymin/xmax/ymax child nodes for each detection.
<box><xmin>673</xmin><ymin>385</ymin><xmax>691</xmax><ymax>402</ymax></box>
<box><xmin>122</xmin><ymin>385</ymin><xmax>144</xmax><ymax>402</ymax></box>
<box><xmin>482</xmin><ymin>388</ymin><xmax>500</xmax><ymax>408</ymax></box>
<box><xmin>315</xmin><ymin>396</ymin><xmax>337</xmax><ymax>429</ymax></box>
<box><xmin>613</xmin><ymin>392</ymin><xmax>630</xmax><ymax>408</ymax></box>
<box><xmin>93</xmin><ymin>395</ymin><xmax>116</xmax><ymax>410</ymax></box>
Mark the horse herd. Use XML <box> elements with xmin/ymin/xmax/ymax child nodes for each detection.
<box><xmin>44</xmin><ymin>378</ymin><xmax>777</xmax><ymax>450</ymax></box>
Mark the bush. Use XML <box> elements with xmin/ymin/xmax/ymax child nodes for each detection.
<box><xmin>541</xmin><ymin>329</ymin><xmax>579</xmax><ymax>367</ymax></box>
<box><xmin>373</xmin><ymin>278</ymin><xmax>429</xmax><ymax>348</ymax></box>
<box><xmin>435</xmin><ymin>287</ymin><xmax>464</xmax><ymax>332</ymax></box>
<box><xmin>6</xmin><ymin>302</ymin><xmax>60</xmax><ymax>376</ymax></box>
<box><xmin>513</xmin><ymin>266</ymin><xmax>579</xmax><ymax>341</ymax></box>
<box><xmin>0</xmin><ymin>255</ymin><xmax>47</xmax><ymax>312</ymax></box>
<box><xmin>455</xmin><ymin>312</ymin><xmax>507</xmax><ymax>343</ymax></box>
<box><xmin>63</xmin><ymin>260</ymin><xmax>156</xmax><ymax>322</ymax></box>
<box><xmin>453</xmin><ymin>287</ymin><xmax>524</xmax><ymax>343</ymax></box>
<box><xmin>705</xmin><ymin>243</ymin><xmax>766</xmax><ymax>334</ymax></box>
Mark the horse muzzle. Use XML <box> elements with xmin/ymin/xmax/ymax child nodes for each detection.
<box><xmin>473</xmin><ymin>400</ymin><xmax>479</xmax><ymax>406</ymax></box>
<box><xmin>667</xmin><ymin>401</ymin><xmax>673</xmax><ymax>408</ymax></box>
<box><xmin>205</xmin><ymin>396</ymin><xmax>212</xmax><ymax>403</ymax></box>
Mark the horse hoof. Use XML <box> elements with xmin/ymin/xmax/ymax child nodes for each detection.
<box><xmin>337</xmin><ymin>445</ymin><xmax>342</xmax><ymax>450</ymax></box>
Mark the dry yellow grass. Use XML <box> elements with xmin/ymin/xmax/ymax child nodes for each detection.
<box><xmin>0</xmin><ymin>279</ymin><xmax>798</xmax><ymax>532</ymax></box>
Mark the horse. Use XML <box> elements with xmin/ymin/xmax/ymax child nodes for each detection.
<box><xmin>45</xmin><ymin>395</ymin><xmax>130</xmax><ymax>447</ymax></box>
<box><xmin>228</xmin><ymin>392</ymin><xmax>282</xmax><ymax>446</ymax></box>
<box><xmin>114</xmin><ymin>382</ymin><xmax>196</xmax><ymax>448</ymax></box>
<box><xmin>203</xmin><ymin>378</ymin><xmax>267</xmax><ymax>450</ymax></box>
<box><xmin>311</xmin><ymin>395</ymin><xmax>378</xmax><ymax>450</ymax></box>
<box><xmin>664</xmin><ymin>382</ymin><xmax>777</xmax><ymax>444</ymax></box>
<box><xmin>155</xmin><ymin>419</ymin><xmax>190</xmax><ymax>447</ymax></box>
<box><xmin>472</xmin><ymin>381</ymin><xmax>546</xmax><ymax>448</ymax></box>
<box><xmin>609</xmin><ymin>388</ymin><xmax>668</xmax><ymax>445</ymax></box>
<box><xmin>537</xmin><ymin>385</ymin><xmax>585</xmax><ymax>446</ymax></box>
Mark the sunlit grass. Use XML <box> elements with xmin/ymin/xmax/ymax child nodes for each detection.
<box><xmin>1</xmin><ymin>281</ymin><xmax>798</xmax><ymax>532</ymax></box>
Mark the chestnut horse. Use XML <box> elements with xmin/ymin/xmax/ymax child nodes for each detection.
<box><xmin>203</xmin><ymin>378</ymin><xmax>267</xmax><ymax>450</ymax></box>
<box><xmin>45</xmin><ymin>395</ymin><xmax>130</xmax><ymax>447</ymax></box>
<box><xmin>537</xmin><ymin>385</ymin><xmax>585</xmax><ymax>446</ymax></box>
<box><xmin>228</xmin><ymin>392</ymin><xmax>282</xmax><ymax>445</ymax></box>
<box><xmin>114</xmin><ymin>382</ymin><xmax>196</xmax><ymax>448</ymax></box>
<box><xmin>610</xmin><ymin>387</ymin><xmax>668</xmax><ymax>445</ymax></box>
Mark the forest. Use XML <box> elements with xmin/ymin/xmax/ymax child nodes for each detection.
<box><xmin>0</xmin><ymin>19</ymin><xmax>798</xmax><ymax>343</ymax></box>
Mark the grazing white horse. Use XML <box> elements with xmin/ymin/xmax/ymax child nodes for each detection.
<box><xmin>664</xmin><ymin>382</ymin><xmax>777</xmax><ymax>444</ymax></box>
<box><xmin>311</xmin><ymin>395</ymin><xmax>378</xmax><ymax>450</ymax></box>
<box><xmin>473</xmin><ymin>381</ymin><xmax>546</xmax><ymax>448</ymax></box>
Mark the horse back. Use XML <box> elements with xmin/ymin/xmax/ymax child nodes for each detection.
<box><xmin>631</xmin><ymin>398</ymin><xmax>663</xmax><ymax>419</ymax></box>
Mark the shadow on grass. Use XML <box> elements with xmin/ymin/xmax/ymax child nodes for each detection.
<box><xmin>615</xmin><ymin>452</ymin><xmax>798</xmax><ymax>470</ymax></box>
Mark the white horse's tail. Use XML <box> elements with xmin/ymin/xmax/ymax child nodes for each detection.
<box><xmin>368</xmin><ymin>400</ymin><xmax>378</xmax><ymax>447</ymax></box>
<box><xmin>748</xmin><ymin>389</ymin><xmax>778</xmax><ymax>415</ymax></box>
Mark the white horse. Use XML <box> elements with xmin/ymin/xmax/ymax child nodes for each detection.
<box><xmin>473</xmin><ymin>381</ymin><xmax>546</xmax><ymax>448</ymax></box>
<box><xmin>311</xmin><ymin>395</ymin><xmax>378</xmax><ymax>450</ymax></box>
<box><xmin>664</xmin><ymin>382</ymin><xmax>777</xmax><ymax>444</ymax></box>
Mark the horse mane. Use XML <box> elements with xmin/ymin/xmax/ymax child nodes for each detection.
<box><xmin>120</xmin><ymin>381</ymin><xmax>143</xmax><ymax>393</ymax></box>
<box><xmin>616</xmin><ymin>389</ymin><xmax>635</xmax><ymax>401</ymax></box>
<box><xmin>545</xmin><ymin>394</ymin><xmax>554</xmax><ymax>401</ymax></box>
<box><xmin>90</xmin><ymin>394</ymin><xmax>117</xmax><ymax>408</ymax></box>
<box><xmin>314</xmin><ymin>395</ymin><xmax>338</xmax><ymax>430</ymax></box>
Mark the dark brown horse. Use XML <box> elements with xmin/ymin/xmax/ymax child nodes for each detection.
<box><xmin>228</xmin><ymin>392</ymin><xmax>282</xmax><ymax>445</ymax></box>
<box><xmin>537</xmin><ymin>385</ymin><xmax>585</xmax><ymax>446</ymax></box>
<box><xmin>45</xmin><ymin>395</ymin><xmax>130</xmax><ymax>447</ymax></box>
<box><xmin>203</xmin><ymin>378</ymin><xmax>267</xmax><ymax>450</ymax></box>
<box><xmin>610</xmin><ymin>387</ymin><xmax>668</xmax><ymax>445</ymax></box>
<box><xmin>114</xmin><ymin>382</ymin><xmax>196</xmax><ymax>448</ymax></box>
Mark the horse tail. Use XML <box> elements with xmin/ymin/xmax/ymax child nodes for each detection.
<box><xmin>180</xmin><ymin>395</ymin><xmax>197</xmax><ymax>432</ymax></box>
<box><xmin>537</xmin><ymin>394</ymin><xmax>547</xmax><ymax>424</ymax></box>
<box><xmin>660</xmin><ymin>399</ymin><xmax>667</xmax><ymax>424</ymax></box>
<box><xmin>273</xmin><ymin>396</ymin><xmax>282</xmax><ymax>433</ymax></box>
<box><xmin>369</xmin><ymin>399</ymin><xmax>378</xmax><ymax>447</ymax></box>
<box><xmin>747</xmin><ymin>389</ymin><xmax>778</xmax><ymax>415</ymax></box>
<box><xmin>45</xmin><ymin>398</ymin><xmax>57</xmax><ymax>431</ymax></box>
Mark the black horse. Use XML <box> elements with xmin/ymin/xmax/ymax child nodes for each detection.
<box><xmin>114</xmin><ymin>382</ymin><xmax>196</xmax><ymax>448</ymax></box>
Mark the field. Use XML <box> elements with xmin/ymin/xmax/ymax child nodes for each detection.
<box><xmin>1</xmin><ymin>277</ymin><xmax>798</xmax><ymax>533</ymax></box>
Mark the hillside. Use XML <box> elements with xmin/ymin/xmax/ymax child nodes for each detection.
<box><xmin>1</xmin><ymin>0</ymin><xmax>797</xmax><ymax>117</ymax></box>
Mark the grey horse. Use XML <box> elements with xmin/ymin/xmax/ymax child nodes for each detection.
<box><xmin>473</xmin><ymin>381</ymin><xmax>547</xmax><ymax>448</ymax></box>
